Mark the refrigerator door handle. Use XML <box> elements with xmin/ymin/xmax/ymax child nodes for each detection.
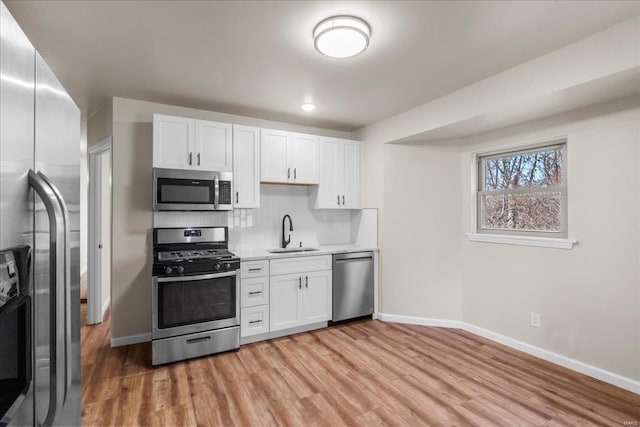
<box><xmin>38</xmin><ymin>171</ymin><xmax>73</xmax><ymax>401</ymax></box>
<box><xmin>28</xmin><ymin>170</ymin><xmax>66</xmax><ymax>425</ymax></box>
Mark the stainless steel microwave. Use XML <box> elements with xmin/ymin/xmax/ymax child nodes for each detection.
<box><xmin>153</xmin><ymin>168</ymin><xmax>233</xmax><ymax>211</ymax></box>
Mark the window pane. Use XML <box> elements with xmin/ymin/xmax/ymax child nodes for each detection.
<box><xmin>481</xmin><ymin>192</ymin><xmax>561</xmax><ymax>232</ymax></box>
<box><xmin>483</xmin><ymin>147</ymin><xmax>563</xmax><ymax>191</ymax></box>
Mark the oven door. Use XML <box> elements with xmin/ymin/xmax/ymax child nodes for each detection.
<box><xmin>152</xmin><ymin>270</ymin><xmax>239</xmax><ymax>340</ymax></box>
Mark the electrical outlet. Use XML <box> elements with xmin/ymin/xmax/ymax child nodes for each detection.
<box><xmin>530</xmin><ymin>312</ymin><xmax>541</xmax><ymax>328</ymax></box>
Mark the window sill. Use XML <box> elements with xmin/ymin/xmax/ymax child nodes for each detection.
<box><xmin>465</xmin><ymin>233</ymin><xmax>577</xmax><ymax>250</ymax></box>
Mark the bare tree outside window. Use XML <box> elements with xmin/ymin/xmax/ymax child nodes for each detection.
<box><xmin>478</xmin><ymin>142</ymin><xmax>566</xmax><ymax>235</ymax></box>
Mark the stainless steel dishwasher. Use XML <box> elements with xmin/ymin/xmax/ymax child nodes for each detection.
<box><xmin>332</xmin><ymin>252</ymin><xmax>374</xmax><ymax>322</ymax></box>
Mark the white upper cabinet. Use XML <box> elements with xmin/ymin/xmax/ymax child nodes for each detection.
<box><xmin>195</xmin><ymin>119</ymin><xmax>232</xmax><ymax>171</ymax></box>
<box><xmin>260</xmin><ymin>129</ymin><xmax>319</xmax><ymax>184</ymax></box>
<box><xmin>342</xmin><ymin>140</ymin><xmax>361</xmax><ymax>209</ymax></box>
<box><xmin>153</xmin><ymin>114</ymin><xmax>194</xmax><ymax>169</ymax></box>
<box><xmin>290</xmin><ymin>133</ymin><xmax>319</xmax><ymax>184</ymax></box>
<box><xmin>233</xmin><ymin>125</ymin><xmax>260</xmax><ymax>208</ymax></box>
<box><xmin>153</xmin><ymin>114</ymin><xmax>231</xmax><ymax>171</ymax></box>
<box><xmin>260</xmin><ymin>129</ymin><xmax>290</xmax><ymax>182</ymax></box>
<box><xmin>315</xmin><ymin>137</ymin><xmax>362</xmax><ymax>209</ymax></box>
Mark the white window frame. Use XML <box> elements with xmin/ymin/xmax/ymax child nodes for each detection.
<box><xmin>466</xmin><ymin>137</ymin><xmax>577</xmax><ymax>250</ymax></box>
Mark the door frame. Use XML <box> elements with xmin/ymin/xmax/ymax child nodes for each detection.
<box><xmin>87</xmin><ymin>137</ymin><xmax>112</xmax><ymax>325</ymax></box>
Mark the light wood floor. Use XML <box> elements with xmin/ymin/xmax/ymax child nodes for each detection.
<box><xmin>80</xmin><ymin>306</ymin><xmax>640</xmax><ymax>426</ymax></box>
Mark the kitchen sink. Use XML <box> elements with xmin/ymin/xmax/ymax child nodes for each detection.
<box><xmin>267</xmin><ymin>247</ymin><xmax>319</xmax><ymax>253</ymax></box>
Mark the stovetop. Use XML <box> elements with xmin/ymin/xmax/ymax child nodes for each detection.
<box><xmin>152</xmin><ymin>226</ymin><xmax>240</xmax><ymax>277</ymax></box>
<box><xmin>157</xmin><ymin>249</ymin><xmax>236</xmax><ymax>262</ymax></box>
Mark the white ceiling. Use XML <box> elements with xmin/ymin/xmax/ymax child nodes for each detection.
<box><xmin>5</xmin><ymin>1</ymin><xmax>640</xmax><ymax>131</ymax></box>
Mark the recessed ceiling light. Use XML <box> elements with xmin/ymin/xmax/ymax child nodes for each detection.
<box><xmin>313</xmin><ymin>16</ymin><xmax>370</xmax><ymax>59</ymax></box>
<box><xmin>301</xmin><ymin>103</ymin><xmax>317</xmax><ymax>111</ymax></box>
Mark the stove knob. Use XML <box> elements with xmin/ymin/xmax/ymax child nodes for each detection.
<box><xmin>224</xmin><ymin>262</ymin><xmax>231</xmax><ymax>270</ymax></box>
<box><xmin>164</xmin><ymin>266</ymin><xmax>173</xmax><ymax>275</ymax></box>
<box><xmin>176</xmin><ymin>266</ymin><xmax>185</xmax><ymax>274</ymax></box>
<box><xmin>214</xmin><ymin>263</ymin><xmax>221</xmax><ymax>271</ymax></box>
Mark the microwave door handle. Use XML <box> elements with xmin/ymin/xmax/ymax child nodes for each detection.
<box><xmin>38</xmin><ymin>171</ymin><xmax>73</xmax><ymax>401</ymax></box>
<box><xmin>28</xmin><ymin>170</ymin><xmax>66</xmax><ymax>425</ymax></box>
<box><xmin>214</xmin><ymin>175</ymin><xmax>219</xmax><ymax>208</ymax></box>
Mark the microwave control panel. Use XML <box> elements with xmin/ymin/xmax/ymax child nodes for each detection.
<box><xmin>219</xmin><ymin>181</ymin><xmax>232</xmax><ymax>204</ymax></box>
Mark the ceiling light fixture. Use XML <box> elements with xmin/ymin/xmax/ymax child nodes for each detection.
<box><xmin>301</xmin><ymin>103</ymin><xmax>317</xmax><ymax>111</ymax></box>
<box><xmin>313</xmin><ymin>16</ymin><xmax>370</xmax><ymax>59</ymax></box>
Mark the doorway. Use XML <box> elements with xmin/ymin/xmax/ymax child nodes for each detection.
<box><xmin>87</xmin><ymin>137</ymin><xmax>112</xmax><ymax>325</ymax></box>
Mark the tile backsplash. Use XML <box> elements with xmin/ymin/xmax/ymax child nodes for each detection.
<box><xmin>153</xmin><ymin>184</ymin><xmax>354</xmax><ymax>249</ymax></box>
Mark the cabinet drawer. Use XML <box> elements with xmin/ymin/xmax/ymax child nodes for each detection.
<box><xmin>240</xmin><ymin>276</ymin><xmax>269</xmax><ymax>308</ymax></box>
<box><xmin>240</xmin><ymin>259</ymin><xmax>269</xmax><ymax>278</ymax></box>
<box><xmin>240</xmin><ymin>305</ymin><xmax>270</xmax><ymax>337</ymax></box>
<box><xmin>270</xmin><ymin>255</ymin><xmax>332</xmax><ymax>276</ymax></box>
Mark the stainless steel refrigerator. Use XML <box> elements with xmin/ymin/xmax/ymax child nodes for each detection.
<box><xmin>0</xmin><ymin>2</ymin><xmax>81</xmax><ymax>426</ymax></box>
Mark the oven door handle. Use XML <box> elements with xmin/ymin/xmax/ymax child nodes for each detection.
<box><xmin>156</xmin><ymin>271</ymin><xmax>237</xmax><ymax>282</ymax></box>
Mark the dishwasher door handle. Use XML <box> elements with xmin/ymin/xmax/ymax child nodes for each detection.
<box><xmin>335</xmin><ymin>256</ymin><xmax>373</xmax><ymax>264</ymax></box>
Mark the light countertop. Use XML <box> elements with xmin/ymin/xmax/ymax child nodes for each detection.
<box><xmin>231</xmin><ymin>244</ymin><xmax>378</xmax><ymax>261</ymax></box>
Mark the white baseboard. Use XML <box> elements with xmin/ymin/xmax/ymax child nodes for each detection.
<box><xmin>378</xmin><ymin>313</ymin><xmax>640</xmax><ymax>395</ymax></box>
<box><xmin>462</xmin><ymin>323</ymin><xmax>640</xmax><ymax>395</ymax></box>
<box><xmin>101</xmin><ymin>297</ymin><xmax>110</xmax><ymax>321</ymax></box>
<box><xmin>111</xmin><ymin>333</ymin><xmax>151</xmax><ymax>348</ymax></box>
<box><xmin>378</xmin><ymin>313</ymin><xmax>462</xmax><ymax>329</ymax></box>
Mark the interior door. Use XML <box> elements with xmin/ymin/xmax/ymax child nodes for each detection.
<box><xmin>99</xmin><ymin>151</ymin><xmax>111</xmax><ymax>318</ymax></box>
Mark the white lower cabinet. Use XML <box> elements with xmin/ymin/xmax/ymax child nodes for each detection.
<box><xmin>270</xmin><ymin>273</ymin><xmax>304</xmax><ymax>332</ymax></box>
<box><xmin>269</xmin><ymin>256</ymin><xmax>332</xmax><ymax>333</ymax></box>
<box><xmin>240</xmin><ymin>259</ymin><xmax>270</xmax><ymax>339</ymax></box>
<box><xmin>240</xmin><ymin>306</ymin><xmax>269</xmax><ymax>337</ymax></box>
<box><xmin>302</xmin><ymin>270</ymin><xmax>332</xmax><ymax>324</ymax></box>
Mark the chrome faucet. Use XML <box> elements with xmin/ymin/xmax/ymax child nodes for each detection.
<box><xmin>282</xmin><ymin>214</ymin><xmax>293</xmax><ymax>248</ymax></box>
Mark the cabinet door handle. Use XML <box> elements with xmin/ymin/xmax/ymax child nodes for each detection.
<box><xmin>248</xmin><ymin>267</ymin><xmax>262</xmax><ymax>272</ymax></box>
<box><xmin>294</xmin><ymin>168</ymin><xmax>297</xmax><ymax>180</ymax></box>
<box><xmin>189</xmin><ymin>152</ymin><xmax>193</xmax><ymax>165</ymax></box>
<box><xmin>342</xmin><ymin>195</ymin><xmax>345</xmax><ymax>205</ymax></box>
<box><xmin>197</xmin><ymin>152</ymin><xmax>201</xmax><ymax>166</ymax></box>
<box><xmin>305</xmin><ymin>276</ymin><xmax>308</xmax><ymax>289</ymax></box>
<box><xmin>248</xmin><ymin>291</ymin><xmax>263</xmax><ymax>295</ymax></box>
<box><xmin>287</xmin><ymin>168</ymin><xmax>290</xmax><ymax>179</ymax></box>
<box><xmin>235</xmin><ymin>191</ymin><xmax>239</xmax><ymax>204</ymax></box>
<box><xmin>298</xmin><ymin>277</ymin><xmax>302</xmax><ymax>289</ymax></box>
<box><xmin>249</xmin><ymin>319</ymin><xmax>263</xmax><ymax>325</ymax></box>
<box><xmin>337</xmin><ymin>195</ymin><xmax>340</xmax><ymax>205</ymax></box>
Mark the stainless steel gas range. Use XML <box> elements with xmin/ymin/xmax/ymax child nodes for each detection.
<box><xmin>151</xmin><ymin>226</ymin><xmax>240</xmax><ymax>365</ymax></box>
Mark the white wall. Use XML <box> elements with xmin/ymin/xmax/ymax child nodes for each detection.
<box><xmin>382</xmin><ymin>143</ymin><xmax>463</xmax><ymax>320</ymax></box>
<box><xmin>459</xmin><ymin>100</ymin><xmax>640</xmax><ymax>381</ymax></box>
